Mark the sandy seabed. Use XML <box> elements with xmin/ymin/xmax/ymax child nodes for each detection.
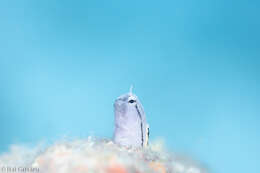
<box><xmin>0</xmin><ymin>137</ymin><xmax>207</xmax><ymax>173</ymax></box>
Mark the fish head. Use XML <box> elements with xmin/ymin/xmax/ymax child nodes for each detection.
<box><xmin>113</xmin><ymin>87</ymin><xmax>148</xmax><ymax>147</ymax></box>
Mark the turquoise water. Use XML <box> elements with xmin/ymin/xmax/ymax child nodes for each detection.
<box><xmin>0</xmin><ymin>1</ymin><xmax>259</xmax><ymax>173</ymax></box>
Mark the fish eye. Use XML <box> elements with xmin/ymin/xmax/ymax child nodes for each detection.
<box><xmin>128</xmin><ymin>99</ymin><xmax>136</xmax><ymax>103</ymax></box>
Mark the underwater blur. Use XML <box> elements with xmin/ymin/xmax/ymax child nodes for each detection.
<box><xmin>0</xmin><ymin>0</ymin><xmax>259</xmax><ymax>173</ymax></box>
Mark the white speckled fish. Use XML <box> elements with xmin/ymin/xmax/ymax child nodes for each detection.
<box><xmin>113</xmin><ymin>86</ymin><xmax>149</xmax><ymax>148</ymax></box>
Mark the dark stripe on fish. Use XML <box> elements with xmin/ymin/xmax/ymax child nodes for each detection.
<box><xmin>135</xmin><ymin>105</ymin><xmax>144</xmax><ymax>146</ymax></box>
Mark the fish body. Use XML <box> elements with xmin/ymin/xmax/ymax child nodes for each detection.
<box><xmin>113</xmin><ymin>89</ymin><xmax>149</xmax><ymax>148</ymax></box>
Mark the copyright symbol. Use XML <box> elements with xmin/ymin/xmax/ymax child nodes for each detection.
<box><xmin>1</xmin><ymin>167</ymin><xmax>6</xmax><ymax>172</ymax></box>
